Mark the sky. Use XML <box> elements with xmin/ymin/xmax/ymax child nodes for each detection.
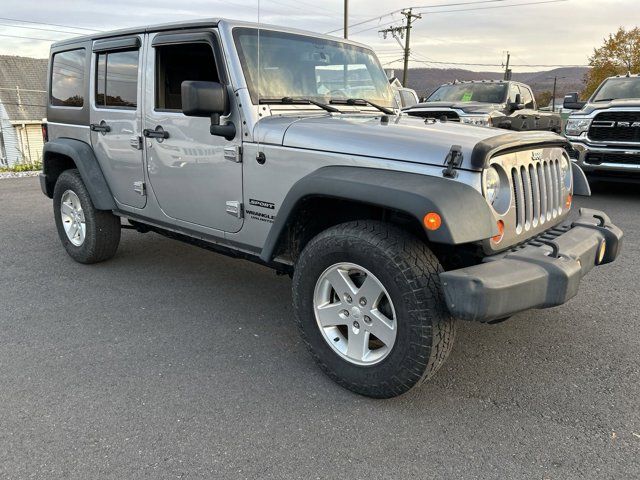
<box><xmin>0</xmin><ymin>0</ymin><xmax>636</xmax><ymax>73</ymax></box>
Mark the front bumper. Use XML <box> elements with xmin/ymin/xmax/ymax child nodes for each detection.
<box><xmin>440</xmin><ymin>208</ymin><xmax>623</xmax><ymax>322</ymax></box>
<box><xmin>568</xmin><ymin>139</ymin><xmax>640</xmax><ymax>175</ymax></box>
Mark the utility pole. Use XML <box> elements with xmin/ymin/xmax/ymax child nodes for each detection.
<box><xmin>503</xmin><ymin>51</ymin><xmax>511</xmax><ymax>80</ymax></box>
<box><xmin>343</xmin><ymin>0</ymin><xmax>348</xmax><ymax>39</ymax></box>
<box><xmin>379</xmin><ymin>9</ymin><xmax>422</xmax><ymax>86</ymax></box>
<box><xmin>547</xmin><ymin>75</ymin><xmax>567</xmax><ymax>111</ymax></box>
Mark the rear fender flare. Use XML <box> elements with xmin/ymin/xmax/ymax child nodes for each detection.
<box><xmin>42</xmin><ymin>138</ymin><xmax>116</xmax><ymax>210</ymax></box>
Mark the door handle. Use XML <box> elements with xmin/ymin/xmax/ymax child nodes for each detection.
<box><xmin>143</xmin><ymin>126</ymin><xmax>169</xmax><ymax>140</ymax></box>
<box><xmin>90</xmin><ymin>122</ymin><xmax>111</xmax><ymax>134</ymax></box>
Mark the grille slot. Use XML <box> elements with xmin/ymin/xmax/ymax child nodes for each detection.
<box><xmin>408</xmin><ymin>110</ymin><xmax>460</xmax><ymax>121</ymax></box>
<box><xmin>511</xmin><ymin>159</ymin><xmax>563</xmax><ymax>232</ymax></box>
<box><xmin>588</xmin><ymin>112</ymin><xmax>640</xmax><ymax>143</ymax></box>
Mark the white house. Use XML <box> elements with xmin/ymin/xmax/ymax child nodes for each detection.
<box><xmin>0</xmin><ymin>55</ymin><xmax>48</xmax><ymax>167</ymax></box>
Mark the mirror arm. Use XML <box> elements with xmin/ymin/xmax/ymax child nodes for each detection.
<box><xmin>210</xmin><ymin>113</ymin><xmax>236</xmax><ymax>141</ymax></box>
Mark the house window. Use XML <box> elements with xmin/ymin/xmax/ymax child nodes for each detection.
<box><xmin>51</xmin><ymin>49</ymin><xmax>85</xmax><ymax>107</ymax></box>
<box><xmin>154</xmin><ymin>43</ymin><xmax>219</xmax><ymax>111</ymax></box>
<box><xmin>95</xmin><ymin>50</ymin><xmax>139</xmax><ymax>108</ymax></box>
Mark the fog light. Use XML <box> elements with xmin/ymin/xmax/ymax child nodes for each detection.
<box><xmin>597</xmin><ymin>240</ymin><xmax>607</xmax><ymax>265</ymax></box>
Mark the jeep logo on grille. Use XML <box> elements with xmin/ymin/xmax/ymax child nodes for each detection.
<box><xmin>592</xmin><ymin>121</ymin><xmax>640</xmax><ymax>128</ymax></box>
<box><xmin>531</xmin><ymin>151</ymin><xmax>543</xmax><ymax>161</ymax></box>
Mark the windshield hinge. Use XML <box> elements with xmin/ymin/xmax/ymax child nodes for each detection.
<box><xmin>442</xmin><ymin>145</ymin><xmax>464</xmax><ymax>178</ymax></box>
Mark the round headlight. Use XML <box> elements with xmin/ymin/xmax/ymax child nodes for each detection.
<box><xmin>484</xmin><ymin>167</ymin><xmax>501</xmax><ymax>205</ymax></box>
<box><xmin>559</xmin><ymin>155</ymin><xmax>571</xmax><ymax>188</ymax></box>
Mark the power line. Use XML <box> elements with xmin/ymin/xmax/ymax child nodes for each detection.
<box><xmin>0</xmin><ymin>33</ymin><xmax>58</xmax><ymax>42</ymax></box>
<box><xmin>411</xmin><ymin>0</ymin><xmax>567</xmax><ymax>16</ymax></box>
<box><xmin>0</xmin><ymin>22</ymin><xmax>87</xmax><ymax>36</ymax></box>
<box><xmin>326</xmin><ymin>0</ymin><xmax>515</xmax><ymax>34</ymax></box>
<box><xmin>0</xmin><ymin>16</ymin><xmax>99</xmax><ymax>32</ymax></box>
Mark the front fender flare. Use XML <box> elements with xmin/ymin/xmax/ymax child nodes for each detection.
<box><xmin>259</xmin><ymin>166</ymin><xmax>497</xmax><ymax>262</ymax></box>
<box><xmin>42</xmin><ymin>138</ymin><xmax>116</xmax><ymax>210</ymax></box>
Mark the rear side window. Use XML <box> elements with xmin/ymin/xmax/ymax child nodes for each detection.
<box><xmin>95</xmin><ymin>50</ymin><xmax>139</xmax><ymax>108</ymax></box>
<box><xmin>51</xmin><ymin>49</ymin><xmax>85</xmax><ymax>107</ymax></box>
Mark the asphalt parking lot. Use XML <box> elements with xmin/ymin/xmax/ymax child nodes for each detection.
<box><xmin>0</xmin><ymin>177</ymin><xmax>638</xmax><ymax>479</ymax></box>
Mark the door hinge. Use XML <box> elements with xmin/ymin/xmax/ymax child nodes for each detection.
<box><xmin>133</xmin><ymin>181</ymin><xmax>146</xmax><ymax>196</ymax></box>
<box><xmin>224</xmin><ymin>145</ymin><xmax>242</xmax><ymax>163</ymax></box>
<box><xmin>130</xmin><ymin>135</ymin><xmax>143</xmax><ymax>150</ymax></box>
<box><xmin>225</xmin><ymin>200</ymin><xmax>243</xmax><ymax>218</ymax></box>
<box><xmin>442</xmin><ymin>144</ymin><xmax>463</xmax><ymax>178</ymax></box>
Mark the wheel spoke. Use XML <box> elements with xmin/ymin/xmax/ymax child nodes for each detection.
<box><xmin>61</xmin><ymin>203</ymin><xmax>74</xmax><ymax>217</ymax></box>
<box><xmin>68</xmin><ymin>223</ymin><xmax>79</xmax><ymax>239</ymax></box>
<box><xmin>325</xmin><ymin>267</ymin><xmax>358</xmax><ymax>297</ymax></box>
<box><xmin>357</xmin><ymin>274</ymin><xmax>385</xmax><ymax>307</ymax></box>
<box><xmin>346</xmin><ymin>330</ymin><xmax>369</xmax><ymax>361</ymax></box>
<box><xmin>316</xmin><ymin>302</ymin><xmax>348</xmax><ymax>328</ymax></box>
<box><xmin>368</xmin><ymin>309</ymin><xmax>396</xmax><ymax>347</ymax></box>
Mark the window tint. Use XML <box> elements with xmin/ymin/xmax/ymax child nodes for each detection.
<box><xmin>155</xmin><ymin>43</ymin><xmax>219</xmax><ymax>110</ymax></box>
<box><xmin>95</xmin><ymin>50</ymin><xmax>139</xmax><ymax>108</ymax></box>
<box><xmin>51</xmin><ymin>49</ymin><xmax>85</xmax><ymax>107</ymax></box>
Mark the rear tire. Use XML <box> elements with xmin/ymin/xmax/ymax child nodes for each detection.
<box><xmin>53</xmin><ymin>169</ymin><xmax>121</xmax><ymax>264</ymax></box>
<box><xmin>292</xmin><ymin>220</ymin><xmax>455</xmax><ymax>398</ymax></box>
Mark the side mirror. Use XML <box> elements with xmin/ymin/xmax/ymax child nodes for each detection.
<box><xmin>181</xmin><ymin>81</ymin><xmax>236</xmax><ymax>140</ymax></box>
<box><xmin>508</xmin><ymin>93</ymin><xmax>524</xmax><ymax>111</ymax></box>
<box><xmin>563</xmin><ymin>92</ymin><xmax>586</xmax><ymax>110</ymax></box>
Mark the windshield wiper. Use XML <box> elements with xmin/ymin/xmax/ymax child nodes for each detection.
<box><xmin>330</xmin><ymin>98</ymin><xmax>395</xmax><ymax>115</ymax></box>
<box><xmin>259</xmin><ymin>97</ymin><xmax>341</xmax><ymax>113</ymax></box>
<box><xmin>594</xmin><ymin>98</ymin><xmax>615</xmax><ymax>102</ymax></box>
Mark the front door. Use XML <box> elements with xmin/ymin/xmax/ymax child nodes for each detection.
<box><xmin>143</xmin><ymin>31</ymin><xmax>243</xmax><ymax>232</ymax></box>
<box><xmin>90</xmin><ymin>36</ymin><xmax>146</xmax><ymax>209</ymax></box>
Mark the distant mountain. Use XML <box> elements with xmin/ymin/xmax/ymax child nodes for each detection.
<box><xmin>400</xmin><ymin>67</ymin><xmax>589</xmax><ymax>101</ymax></box>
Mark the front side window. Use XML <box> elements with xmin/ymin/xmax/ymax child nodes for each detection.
<box><xmin>233</xmin><ymin>28</ymin><xmax>394</xmax><ymax>107</ymax></box>
<box><xmin>426</xmin><ymin>83</ymin><xmax>508</xmax><ymax>104</ymax></box>
<box><xmin>95</xmin><ymin>50</ymin><xmax>139</xmax><ymax>108</ymax></box>
<box><xmin>520</xmin><ymin>86</ymin><xmax>535</xmax><ymax>109</ymax></box>
<box><xmin>154</xmin><ymin>43</ymin><xmax>219</xmax><ymax>111</ymax></box>
<box><xmin>51</xmin><ymin>49</ymin><xmax>85</xmax><ymax>107</ymax></box>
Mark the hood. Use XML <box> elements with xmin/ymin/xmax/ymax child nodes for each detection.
<box><xmin>254</xmin><ymin>114</ymin><xmax>512</xmax><ymax>171</ymax></box>
<box><xmin>406</xmin><ymin>101</ymin><xmax>504</xmax><ymax>114</ymax></box>
<box><xmin>578</xmin><ymin>98</ymin><xmax>640</xmax><ymax>115</ymax></box>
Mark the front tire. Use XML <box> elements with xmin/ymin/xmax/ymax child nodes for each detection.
<box><xmin>53</xmin><ymin>169</ymin><xmax>121</xmax><ymax>264</ymax></box>
<box><xmin>292</xmin><ymin>221</ymin><xmax>455</xmax><ymax>398</ymax></box>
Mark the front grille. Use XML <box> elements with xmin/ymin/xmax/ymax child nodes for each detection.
<box><xmin>408</xmin><ymin>110</ymin><xmax>460</xmax><ymax>121</ymax></box>
<box><xmin>585</xmin><ymin>152</ymin><xmax>640</xmax><ymax>165</ymax></box>
<box><xmin>588</xmin><ymin>111</ymin><xmax>640</xmax><ymax>143</ymax></box>
<box><xmin>510</xmin><ymin>159</ymin><xmax>563</xmax><ymax>233</ymax></box>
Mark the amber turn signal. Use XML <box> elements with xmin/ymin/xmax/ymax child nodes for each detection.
<box><xmin>565</xmin><ymin>194</ymin><xmax>573</xmax><ymax>210</ymax></box>
<box><xmin>492</xmin><ymin>220</ymin><xmax>505</xmax><ymax>243</ymax></box>
<box><xmin>423</xmin><ymin>212</ymin><xmax>442</xmax><ymax>231</ymax></box>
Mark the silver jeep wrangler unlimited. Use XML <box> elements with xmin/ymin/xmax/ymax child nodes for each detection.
<box><xmin>41</xmin><ymin>19</ymin><xmax>623</xmax><ymax>398</ymax></box>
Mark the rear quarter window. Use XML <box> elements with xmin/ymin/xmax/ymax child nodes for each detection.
<box><xmin>50</xmin><ymin>49</ymin><xmax>86</xmax><ymax>107</ymax></box>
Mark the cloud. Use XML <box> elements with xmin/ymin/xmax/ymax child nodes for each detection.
<box><xmin>0</xmin><ymin>0</ymin><xmax>636</xmax><ymax>72</ymax></box>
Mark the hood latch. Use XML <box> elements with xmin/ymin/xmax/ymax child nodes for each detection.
<box><xmin>442</xmin><ymin>145</ymin><xmax>463</xmax><ymax>178</ymax></box>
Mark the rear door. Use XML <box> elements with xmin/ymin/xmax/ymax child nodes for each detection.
<box><xmin>89</xmin><ymin>36</ymin><xmax>146</xmax><ymax>209</ymax></box>
<box><xmin>142</xmin><ymin>30</ymin><xmax>243</xmax><ymax>232</ymax></box>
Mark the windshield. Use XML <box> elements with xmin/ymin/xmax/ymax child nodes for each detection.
<box><xmin>233</xmin><ymin>28</ymin><xmax>395</xmax><ymax>108</ymax></box>
<box><xmin>426</xmin><ymin>83</ymin><xmax>508</xmax><ymax>103</ymax></box>
<box><xmin>592</xmin><ymin>77</ymin><xmax>640</xmax><ymax>101</ymax></box>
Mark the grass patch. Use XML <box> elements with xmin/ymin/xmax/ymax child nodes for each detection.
<box><xmin>0</xmin><ymin>162</ymin><xmax>42</xmax><ymax>173</ymax></box>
